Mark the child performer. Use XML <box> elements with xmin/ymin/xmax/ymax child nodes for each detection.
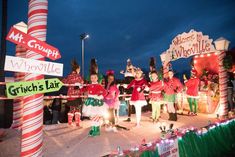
<box><xmin>82</xmin><ymin>73</ymin><xmax>107</xmax><ymax>136</ymax></box>
<box><xmin>149</xmin><ymin>71</ymin><xmax>164</xmax><ymax>123</ymax></box>
<box><xmin>104</xmin><ymin>70</ymin><xmax>120</xmax><ymax>132</ymax></box>
<box><xmin>164</xmin><ymin>70</ymin><xmax>183</xmax><ymax>121</ymax></box>
<box><xmin>120</xmin><ymin>58</ymin><xmax>136</xmax><ymax>122</ymax></box>
<box><xmin>126</xmin><ymin>68</ymin><xmax>148</xmax><ymax>127</ymax></box>
<box><xmin>184</xmin><ymin>69</ymin><xmax>200</xmax><ymax>116</ymax></box>
<box><xmin>62</xmin><ymin>60</ymin><xmax>84</xmax><ymax>126</ymax></box>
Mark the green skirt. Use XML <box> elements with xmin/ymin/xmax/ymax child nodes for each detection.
<box><xmin>84</xmin><ymin>97</ymin><xmax>104</xmax><ymax>107</ymax></box>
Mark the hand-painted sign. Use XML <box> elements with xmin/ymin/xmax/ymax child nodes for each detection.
<box><xmin>6</xmin><ymin>78</ymin><xmax>63</xmax><ymax>98</ymax></box>
<box><xmin>158</xmin><ymin>138</ymin><xmax>179</xmax><ymax>157</ymax></box>
<box><xmin>6</xmin><ymin>27</ymin><xmax>61</xmax><ymax>60</ymax></box>
<box><xmin>4</xmin><ymin>55</ymin><xmax>63</xmax><ymax>77</ymax></box>
<box><xmin>160</xmin><ymin>29</ymin><xmax>217</xmax><ymax>62</ymax></box>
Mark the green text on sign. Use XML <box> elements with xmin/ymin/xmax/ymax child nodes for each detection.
<box><xmin>6</xmin><ymin>78</ymin><xmax>63</xmax><ymax>98</ymax></box>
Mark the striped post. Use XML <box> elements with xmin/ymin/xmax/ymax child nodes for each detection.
<box><xmin>21</xmin><ymin>0</ymin><xmax>48</xmax><ymax>156</ymax></box>
<box><xmin>218</xmin><ymin>51</ymin><xmax>228</xmax><ymax>117</ymax></box>
<box><xmin>11</xmin><ymin>45</ymin><xmax>26</xmax><ymax>130</ymax></box>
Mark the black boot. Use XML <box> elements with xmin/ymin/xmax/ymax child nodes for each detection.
<box><xmin>172</xmin><ymin>113</ymin><xmax>177</xmax><ymax>121</ymax></box>
<box><xmin>168</xmin><ymin>113</ymin><xmax>173</xmax><ymax>120</ymax></box>
<box><xmin>124</xmin><ymin>117</ymin><xmax>131</xmax><ymax>122</ymax></box>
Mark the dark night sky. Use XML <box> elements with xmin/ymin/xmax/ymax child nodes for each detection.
<box><xmin>1</xmin><ymin>0</ymin><xmax>235</xmax><ymax>78</ymax></box>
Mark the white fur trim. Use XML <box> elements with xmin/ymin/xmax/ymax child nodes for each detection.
<box><xmin>130</xmin><ymin>100</ymin><xmax>147</xmax><ymax>107</ymax></box>
<box><xmin>82</xmin><ymin>105</ymin><xmax>107</xmax><ymax>117</ymax></box>
<box><xmin>186</xmin><ymin>95</ymin><xmax>199</xmax><ymax>99</ymax></box>
<box><xmin>88</xmin><ymin>95</ymin><xmax>103</xmax><ymax>100</ymax></box>
<box><xmin>124</xmin><ymin>72</ymin><xmax>134</xmax><ymax>77</ymax></box>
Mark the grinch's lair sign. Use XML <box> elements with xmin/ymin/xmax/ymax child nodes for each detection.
<box><xmin>160</xmin><ymin>30</ymin><xmax>217</xmax><ymax>62</ymax></box>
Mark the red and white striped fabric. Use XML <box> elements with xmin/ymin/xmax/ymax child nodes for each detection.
<box><xmin>21</xmin><ymin>0</ymin><xmax>48</xmax><ymax>157</ymax></box>
<box><xmin>11</xmin><ymin>45</ymin><xmax>26</xmax><ymax>130</ymax></box>
<box><xmin>91</xmin><ymin>116</ymin><xmax>101</xmax><ymax>126</ymax></box>
<box><xmin>218</xmin><ymin>51</ymin><xmax>228</xmax><ymax>116</ymax></box>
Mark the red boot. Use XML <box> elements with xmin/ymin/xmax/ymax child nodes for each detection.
<box><xmin>68</xmin><ymin>112</ymin><xmax>74</xmax><ymax>125</ymax></box>
<box><xmin>75</xmin><ymin>112</ymin><xmax>81</xmax><ymax>127</ymax></box>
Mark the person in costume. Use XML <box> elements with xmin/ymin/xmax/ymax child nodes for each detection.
<box><xmin>126</xmin><ymin>68</ymin><xmax>148</xmax><ymax>127</ymax></box>
<box><xmin>86</xmin><ymin>58</ymin><xmax>104</xmax><ymax>85</ymax></box>
<box><xmin>120</xmin><ymin>59</ymin><xmax>136</xmax><ymax>122</ymax></box>
<box><xmin>184</xmin><ymin>68</ymin><xmax>200</xmax><ymax>116</ymax></box>
<box><xmin>164</xmin><ymin>70</ymin><xmax>183</xmax><ymax>121</ymax></box>
<box><xmin>148</xmin><ymin>71</ymin><xmax>164</xmax><ymax>123</ymax></box>
<box><xmin>81</xmin><ymin>73</ymin><xmax>107</xmax><ymax>136</ymax></box>
<box><xmin>104</xmin><ymin>70</ymin><xmax>120</xmax><ymax>132</ymax></box>
<box><xmin>62</xmin><ymin>60</ymin><xmax>84</xmax><ymax>126</ymax></box>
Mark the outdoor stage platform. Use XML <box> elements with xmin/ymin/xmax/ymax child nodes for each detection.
<box><xmin>0</xmin><ymin>112</ymin><xmax>216</xmax><ymax>157</ymax></box>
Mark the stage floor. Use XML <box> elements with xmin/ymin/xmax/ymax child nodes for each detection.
<box><xmin>0</xmin><ymin>112</ymin><xmax>217</xmax><ymax>157</ymax></box>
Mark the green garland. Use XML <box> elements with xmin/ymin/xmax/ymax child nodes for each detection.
<box><xmin>223</xmin><ymin>55</ymin><xmax>233</xmax><ymax>70</ymax></box>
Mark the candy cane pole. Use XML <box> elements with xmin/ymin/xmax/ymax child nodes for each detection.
<box><xmin>11</xmin><ymin>45</ymin><xmax>26</xmax><ymax>130</ymax></box>
<box><xmin>218</xmin><ymin>51</ymin><xmax>228</xmax><ymax>117</ymax></box>
<box><xmin>21</xmin><ymin>1</ymin><xmax>48</xmax><ymax>156</ymax></box>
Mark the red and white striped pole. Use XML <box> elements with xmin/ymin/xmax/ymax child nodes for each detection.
<box><xmin>21</xmin><ymin>0</ymin><xmax>48</xmax><ymax>156</ymax></box>
<box><xmin>218</xmin><ymin>51</ymin><xmax>228</xmax><ymax>117</ymax></box>
<box><xmin>11</xmin><ymin>45</ymin><xmax>26</xmax><ymax>130</ymax></box>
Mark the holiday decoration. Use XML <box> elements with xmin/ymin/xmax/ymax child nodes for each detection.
<box><xmin>21</xmin><ymin>1</ymin><xmax>48</xmax><ymax>156</ymax></box>
<box><xmin>11</xmin><ymin>45</ymin><xmax>27</xmax><ymax>130</ymax></box>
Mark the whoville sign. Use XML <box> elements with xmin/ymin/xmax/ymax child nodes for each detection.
<box><xmin>4</xmin><ymin>55</ymin><xmax>63</xmax><ymax>77</ymax></box>
<box><xmin>160</xmin><ymin>29</ymin><xmax>217</xmax><ymax>62</ymax></box>
<box><xmin>6</xmin><ymin>78</ymin><xmax>63</xmax><ymax>98</ymax></box>
<box><xmin>6</xmin><ymin>27</ymin><xmax>61</xmax><ymax>60</ymax></box>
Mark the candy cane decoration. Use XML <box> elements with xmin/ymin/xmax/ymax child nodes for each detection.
<box><xmin>11</xmin><ymin>45</ymin><xmax>26</xmax><ymax>130</ymax></box>
<box><xmin>218</xmin><ymin>51</ymin><xmax>228</xmax><ymax>116</ymax></box>
<box><xmin>21</xmin><ymin>1</ymin><xmax>48</xmax><ymax>157</ymax></box>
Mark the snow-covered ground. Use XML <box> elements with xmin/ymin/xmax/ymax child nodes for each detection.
<box><xmin>0</xmin><ymin>112</ymin><xmax>216</xmax><ymax>157</ymax></box>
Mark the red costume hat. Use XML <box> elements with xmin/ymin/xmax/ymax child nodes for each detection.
<box><xmin>106</xmin><ymin>70</ymin><xmax>115</xmax><ymax>76</ymax></box>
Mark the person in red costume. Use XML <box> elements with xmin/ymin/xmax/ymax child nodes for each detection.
<box><xmin>126</xmin><ymin>68</ymin><xmax>148</xmax><ymax>127</ymax></box>
<box><xmin>148</xmin><ymin>71</ymin><xmax>164</xmax><ymax>123</ymax></box>
<box><xmin>62</xmin><ymin>60</ymin><xmax>84</xmax><ymax>126</ymax></box>
<box><xmin>164</xmin><ymin>70</ymin><xmax>183</xmax><ymax>121</ymax></box>
<box><xmin>184</xmin><ymin>68</ymin><xmax>200</xmax><ymax>116</ymax></box>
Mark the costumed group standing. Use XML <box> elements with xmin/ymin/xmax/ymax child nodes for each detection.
<box><xmin>51</xmin><ymin>57</ymin><xmax>202</xmax><ymax>137</ymax></box>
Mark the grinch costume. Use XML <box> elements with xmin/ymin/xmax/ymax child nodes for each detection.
<box><xmin>149</xmin><ymin>80</ymin><xmax>164</xmax><ymax>121</ymax></box>
<box><xmin>164</xmin><ymin>76</ymin><xmax>183</xmax><ymax>121</ymax></box>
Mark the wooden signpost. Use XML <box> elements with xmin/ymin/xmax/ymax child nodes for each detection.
<box><xmin>6</xmin><ymin>78</ymin><xmax>63</xmax><ymax>98</ymax></box>
<box><xmin>6</xmin><ymin>27</ymin><xmax>61</xmax><ymax>60</ymax></box>
<box><xmin>4</xmin><ymin>55</ymin><xmax>63</xmax><ymax>77</ymax></box>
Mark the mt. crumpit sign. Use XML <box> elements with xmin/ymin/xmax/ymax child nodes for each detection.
<box><xmin>6</xmin><ymin>27</ymin><xmax>61</xmax><ymax>60</ymax></box>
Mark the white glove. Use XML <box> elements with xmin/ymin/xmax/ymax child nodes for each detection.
<box><xmin>122</xmin><ymin>84</ymin><xmax>128</xmax><ymax>88</ymax></box>
<box><xmin>137</xmin><ymin>87</ymin><xmax>141</xmax><ymax>92</ymax></box>
<box><xmin>144</xmin><ymin>86</ymin><xmax>150</xmax><ymax>91</ymax></box>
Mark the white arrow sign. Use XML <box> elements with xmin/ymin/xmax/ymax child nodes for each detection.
<box><xmin>4</xmin><ymin>55</ymin><xmax>63</xmax><ymax>77</ymax></box>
